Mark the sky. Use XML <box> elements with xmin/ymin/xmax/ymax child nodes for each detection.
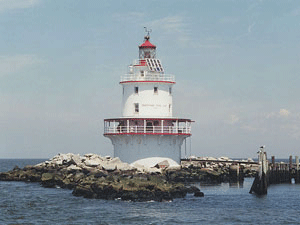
<box><xmin>1</xmin><ymin>0</ymin><xmax>300</xmax><ymax>159</ymax></box>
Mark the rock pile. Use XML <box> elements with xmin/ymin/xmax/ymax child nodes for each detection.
<box><xmin>0</xmin><ymin>153</ymin><xmax>200</xmax><ymax>202</ymax></box>
<box><xmin>174</xmin><ymin>156</ymin><xmax>258</xmax><ymax>183</ymax></box>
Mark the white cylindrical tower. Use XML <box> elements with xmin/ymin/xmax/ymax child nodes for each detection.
<box><xmin>104</xmin><ymin>33</ymin><xmax>192</xmax><ymax>164</ymax></box>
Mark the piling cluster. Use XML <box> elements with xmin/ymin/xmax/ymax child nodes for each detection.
<box><xmin>250</xmin><ymin>153</ymin><xmax>300</xmax><ymax>196</ymax></box>
<box><xmin>269</xmin><ymin>156</ymin><xmax>300</xmax><ymax>185</ymax></box>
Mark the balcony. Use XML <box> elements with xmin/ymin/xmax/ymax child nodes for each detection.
<box><xmin>120</xmin><ymin>74</ymin><xmax>175</xmax><ymax>83</ymax></box>
<box><xmin>104</xmin><ymin>118</ymin><xmax>192</xmax><ymax>135</ymax></box>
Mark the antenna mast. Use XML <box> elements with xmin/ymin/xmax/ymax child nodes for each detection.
<box><xmin>143</xmin><ymin>27</ymin><xmax>152</xmax><ymax>40</ymax></box>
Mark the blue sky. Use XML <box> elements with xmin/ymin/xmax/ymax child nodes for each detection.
<box><xmin>1</xmin><ymin>0</ymin><xmax>300</xmax><ymax>159</ymax></box>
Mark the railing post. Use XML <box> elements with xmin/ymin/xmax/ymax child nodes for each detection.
<box><xmin>144</xmin><ymin>120</ymin><xmax>146</xmax><ymax>133</ymax></box>
<box><xmin>186</xmin><ymin>121</ymin><xmax>188</xmax><ymax>133</ymax></box>
<box><xmin>161</xmin><ymin>120</ymin><xmax>164</xmax><ymax>133</ymax></box>
<box><xmin>127</xmin><ymin>120</ymin><xmax>129</xmax><ymax>133</ymax></box>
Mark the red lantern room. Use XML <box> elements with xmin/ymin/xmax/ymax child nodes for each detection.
<box><xmin>139</xmin><ymin>34</ymin><xmax>156</xmax><ymax>59</ymax></box>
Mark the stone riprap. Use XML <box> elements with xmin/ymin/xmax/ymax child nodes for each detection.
<box><xmin>177</xmin><ymin>157</ymin><xmax>258</xmax><ymax>183</ymax></box>
<box><xmin>0</xmin><ymin>153</ymin><xmax>201</xmax><ymax>202</ymax></box>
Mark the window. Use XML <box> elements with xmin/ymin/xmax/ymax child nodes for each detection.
<box><xmin>134</xmin><ymin>103</ymin><xmax>139</xmax><ymax>113</ymax></box>
<box><xmin>169</xmin><ymin>104</ymin><xmax>172</xmax><ymax>112</ymax></box>
<box><xmin>135</xmin><ymin>86</ymin><xmax>139</xmax><ymax>94</ymax></box>
<box><xmin>169</xmin><ymin>87</ymin><xmax>172</xmax><ymax>95</ymax></box>
<box><xmin>146</xmin><ymin>121</ymin><xmax>153</xmax><ymax>132</ymax></box>
<box><xmin>140</xmin><ymin>71</ymin><xmax>144</xmax><ymax>77</ymax></box>
<box><xmin>154</xmin><ymin>87</ymin><xmax>158</xmax><ymax>94</ymax></box>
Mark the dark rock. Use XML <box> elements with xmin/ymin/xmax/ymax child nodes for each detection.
<box><xmin>186</xmin><ymin>185</ymin><xmax>200</xmax><ymax>194</ymax></box>
<box><xmin>41</xmin><ymin>173</ymin><xmax>56</xmax><ymax>188</ymax></box>
<box><xmin>194</xmin><ymin>191</ymin><xmax>204</xmax><ymax>197</ymax></box>
<box><xmin>72</xmin><ymin>185</ymin><xmax>96</xmax><ymax>198</ymax></box>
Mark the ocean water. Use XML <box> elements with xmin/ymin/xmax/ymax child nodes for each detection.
<box><xmin>1</xmin><ymin>159</ymin><xmax>300</xmax><ymax>225</ymax></box>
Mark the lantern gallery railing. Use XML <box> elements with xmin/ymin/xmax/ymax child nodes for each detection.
<box><xmin>104</xmin><ymin>118</ymin><xmax>192</xmax><ymax>135</ymax></box>
<box><xmin>105</xmin><ymin>125</ymin><xmax>191</xmax><ymax>134</ymax></box>
<box><xmin>120</xmin><ymin>74</ymin><xmax>175</xmax><ymax>83</ymax></box>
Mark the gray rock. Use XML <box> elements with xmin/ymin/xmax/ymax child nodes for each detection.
<box><xmin>67</xmin><ymin>165</ymin><xmax>82</xmax><ymax>171</ymax></box>
<box><xmin>102</xmin><ymin>163</ymin><xmax>116</xmax><ymax>171</ymax></box>
<box><xmin>70</xmin><ymin>154</ymin><xmax>83</xmax><ymax>165</ymax></box>
<box><xmin>84</xmin><ymin>159</ymin><xmax>103</xmax><ymax>167</ymax></box>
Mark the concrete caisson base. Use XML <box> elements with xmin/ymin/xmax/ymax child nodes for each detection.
<box><xmin>106</xmin><ymin>134</ymin><xmax>187</xmax><ymax>164</ymax></box>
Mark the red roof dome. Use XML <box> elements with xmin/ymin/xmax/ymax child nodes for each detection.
<box><xmin>139</xmin><ymin>36</ymin><xmax>156</xmax><ymax>49</ymax></box>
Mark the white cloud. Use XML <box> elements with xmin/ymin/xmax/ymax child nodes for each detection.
<box><xmin>265</xmin><ymin>109</ymin><xmax>290</xmax><ymax>118</ymax></box>
<box><xmin>279</xmin><ymin>108</ymin><xmax>290</xmax><ymax>117</ymax></box>
<box><xmin>148</xmin><ymin>16</ymin><xmax>185</xmax><ymax>33</ymax></box>
<box><xmin>112</xmin><ymin>12</ymin><xmax>145</xmax><ymax>22</ymax></box>
<box><xmin>289</xmin><ymin>7</ymin><xmax>300</xmax><ymax>17</ymax></box>
<box><xmin>228</xmin><ymin>114</ymin><xmax>240</xmax><ymax>124</ymax></box>
<box><xmin>241</xmin><ymin>108</ymin><xmax>300</xmax><ymax>140</ymax></box>
<box><xmin>219</xmin><ymin>16</ymin><xmax>239</xmax><ymax>24</ymax></box>
<box><xmin>146</xmin><ymin>15</ymin><xmax>191</xmax><ymax>46</ymax></box>
<box><xmin>234</xmin><ymin>22</ymin><xmax>256</xmax><ymax>40</ymax></box>
<box><xmin>0</xmin><ymin>54</ymin><xmax>43</xmax><ymax>76</ymax></box>
<box><xmin>248</xmin><ymin>22</ymin><xmax>256</xmax><ymax>33</ymax></box>
<box><xmin>0</xmin><ymin>0</ymin><xmax>40</xmax><ymax>12</ymax></box>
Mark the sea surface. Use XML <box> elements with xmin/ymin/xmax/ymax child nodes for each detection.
<box><xmin>1</xmin><ymin>159</ymin><xmax>300</xmax><ymax>225</ymax></box>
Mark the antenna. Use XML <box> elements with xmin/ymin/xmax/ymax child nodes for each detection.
<box><xmin>143</xmin><ymin>27</ymin><xmax>152</xmax><ymax>40</ymax></box>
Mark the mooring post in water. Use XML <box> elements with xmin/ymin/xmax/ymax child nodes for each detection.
<box><xmin>289</xmin><ymin>155</ymin><xmax>293</xmax><ymax>170</ymax></box>
<box><xmin>270</xmin><ymin>156</ymin><xmax>275</xmax><ymax>184</ymax></box>
<box><xmin>250</xmin><ymin>146</ymin><xmax>268</xmax><ymax>195</ymax></box>
<box><xmin>289</xmin><ymin>155</ymin><xmax>293</xmax><ymax>184</ymax></box>
<box><xmin>296</xmin><ymin>156</ymin><xmax>299</xmax><ymax>184</ymax></box>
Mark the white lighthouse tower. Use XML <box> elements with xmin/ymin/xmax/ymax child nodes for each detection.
<box><xmin>104</xmin><ymin>31</ymin><xmax>192</xmax><ymax>164</ymax></box>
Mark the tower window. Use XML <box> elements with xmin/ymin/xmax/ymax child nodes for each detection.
<box><xmin>169</xmin><ymin>87</ymin><xmax>172</xmax><ymax>95</ymax></box>
<box><xmin>135</xmin><ymin>86</ymin><xmax>139</xmax><ymax>94</ymax></box>
<box><xmin>154</xmin><ymin>87</ymin><xmax>158</xmax><ymax>94</ymax></box>
<box><xmin>134</xmin><ymin>103</ymin><xmax>139</xmax><ymax>113</ymax></box>
<box><xmin>140</xmin><ymin>71</ymin><xmax>144</xmax><ymax>77</ymax></box>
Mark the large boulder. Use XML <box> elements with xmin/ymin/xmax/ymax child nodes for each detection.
<box><xmin>70</xmin><ymin>154</ymin><xmax>83</xmax><ymax>166</ymax></box>
<box><xmin>84</xmin><ymin>158</ymin><xmax>103</xmax><ymax>167</ymax></box>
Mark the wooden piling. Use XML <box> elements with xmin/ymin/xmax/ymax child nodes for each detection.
<box><xmin>296</xmin><ymin>156</ymin><xmax>299</xmax><ymax>184</ymax></box>
<box><xmin>289</xmin><ymin>155</ymin><xmax>293</xmax><ymax>170</ymax></box>
<box><xmin>249</xmin><ymin>147</ymin><xmax>268</xmax><ymax>195</ymax></box>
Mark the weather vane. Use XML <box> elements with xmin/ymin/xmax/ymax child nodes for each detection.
<box><xmin>144</xmin><ymin>27</ymin><xmax>152</xmax><ymax>40</ymax></box>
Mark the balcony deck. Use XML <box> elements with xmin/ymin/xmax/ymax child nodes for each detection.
<box><xmin>104</xmin><ymin>118</ymin><xmax>192</xmax><ymax>136</ymax></box>
<box><xmin>120</xmin><ymin>74</ymin><xmax>175</xmax><ymax>83</ymax></box>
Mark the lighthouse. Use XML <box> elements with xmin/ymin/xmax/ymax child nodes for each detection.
<box><xmin>104</xmin><ymin>31</ymin><xmax>192</xmax><ymax>164</ymax></box>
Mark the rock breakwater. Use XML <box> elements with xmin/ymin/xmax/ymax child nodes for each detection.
<box><xmin>0</xmin><ymin>153</ymin><xmax>199</xmax><ymax>202</ymax></box>
<box><xmin>0</xmin><ymin>154</ymin><xmax>256</xmax><ymax>201</ymax></box>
